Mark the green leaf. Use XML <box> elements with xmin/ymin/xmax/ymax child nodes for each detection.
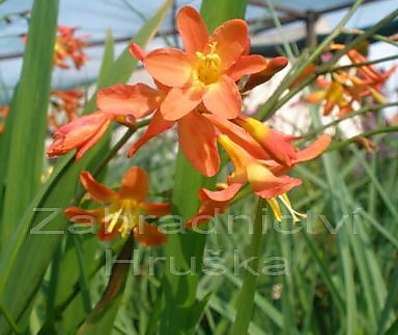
<box><xmin>0</xmin><ymin>1</ymin><xmax>172</xmax><ymax>332</ymax></box>
<box><xmin>77</xmin><ymin>239</ymin><xmax>134</xmax><ymax>335</ymax></box>
<box><xmin>97</xmin><ymin>29</ymin><xmax>115</xmax><ymax>89</ymax></box>
<box><xmin>0</xmin><ymin>0</ymin><xmax>58</xmax><ymax>246</ymax></box>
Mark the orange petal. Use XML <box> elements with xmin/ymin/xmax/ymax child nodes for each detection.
<box><xmin>47</xmin><ymin>112</ymin><xmax>112</xmax><ymax>160</ymax></box>
<box><xmin>176</xmin><ymin>6</ymin><xmax>209</xmax><ymax>54</ymax></box>
<box><xmin>75</xmin><ymin>118</ymin><xmax>112</xmax><ymax>160</ymax></box>
<box><xmin>142</xmin><ymin>202</ymin><xmax>170</xmax><ymax>217</ymax></box>
<box><xmin>97</xmin><ymin>84</ymin><xmax>160</xmax><ymax>118</ymax></box>
<box><xmin>80</xmin><ymin>171</ymin><xmax>116</xmax><ymax>203</ymax></box>
<box><xmin>227</xmin><ymin>55</ymin><xmax>268</xmax><ymax>81</ymax></box>
<box><xmin>186</xmin><ymin>183</ymin><xmax>242</xmax><ymax>228</ymax></box>
<box><xmin>235</xmin><ymin>117</ymin><xmax>297</xmax><ymax>166</ymax></box>
<box><xmin>143</xmin><ymin>48</ymin><xmax>192</xmax><ymax>87</ymax></box>
<box><xmin>203</xmin><ymin>75</ymin><xmax>241</xmax><ymax>119</ymax></box>
<box><xmin>64</xmin><ymin>207</ymin><xmax>100</xmax><ymax>223</ymax></box>
<box><xmin>210</xmin><ymin>19</ymin><xmax>249</xmax><ymax>70</ymax></box>
<box><xmin>133</xmin><ymin>222</ymin><xmax>167</xmax><ymax>246</ymax></box>
<box><xmin>129</xmin><ymin>43</ymin><xmax>146</xmax><ymax>61</ymax></box>
<box><xmin>178</xmin><ymin>111</ymin><xmax>220</xmax><ymax>177</ymax></box>
<box><xmin>201</xmin><ymin>183</ymin><xmax>242</xmax><ymax>202</ymax></box>
<box><xmin>97</xmin><ymin>221</ymin><xmax>120</xmax><ymax>241</ymax></box>
<box><xmin>160</xmin><ymin>86</ymin><xmax>202</xmax><ymax>121</ymax></box>
<box><xmin>218</xmin><ymin>135</ymin><xmax>253</xmax><ymax>184</ymax></box>
<box><xmin>243</xmin><ymin>56</ymin><xmax>288</xmax><ymax>90</ymax></box>
<box><xmin>304</xmin><ymin>91</ymin><xmax>326</xmax><ymax>104</ymax></box>
<box><xmin>119</xmin><ymin>167</ymin><xmax>149</xmax><ymax>201</ymax></box>
<box><xmin>247</xmin><ymin>164</ymin><xmax>302</xmax><ymax>199</ymax></box>
<box><xmin>255</xmin><ymin>176</ymin><xmax>302</xmax><ymax>199</ymax></box>
<box><xmin>295</xmin><ymin>134</ymin><xmax>331</xmax><ymax>163</ymax></box>
<box><xmin>128</xmin><ymin>111</ymin><xmax>174</xmax><ymax>157</ymax></box>
<box><xmin>204</xmin><ymin>114</ymin><xmax>268</xmax><ymax>160</ymax></box>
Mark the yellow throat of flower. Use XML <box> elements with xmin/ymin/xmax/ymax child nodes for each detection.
<box><xmin>240</xmin><ymin>117</ymin><xmax>270</xmax><ymax>141</ymax></box>
<box><xmin>194</xmin><ymin>42</ymin><xmax>222</xmax><ymax>85</ymax></box>
<box><xmin>104</xmin><ymin>199</ymin><xmax>143</xmax><ymax>238</ymax></box>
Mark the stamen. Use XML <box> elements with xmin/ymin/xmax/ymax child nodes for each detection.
<box><xmin>278</xmin><ymin>194</ymin><xmax>306</xmax><ymax>223</ymax></box>
<box><xmin>266</xmin><ymin>198</ymin><xmax>283</xmax><ymax>222</ymax></box>
<box><xmin>105</xmin><ymin>207</ymin><xmax>123</xmax><ymax>233</ymax></box>
<box><xmin>194</xmin><ymin>42</ymin><xmax>221</xmax><ymax>85</ymax></box>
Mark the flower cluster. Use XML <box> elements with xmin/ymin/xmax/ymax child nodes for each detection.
<box><xmin>50</xmin><ymin>6</ymin><xmax>332</xmax><ymax>237</ymax></box>
<box><xmin>305</xmin><ymin>44</ymin><xmax>395</xmax><ymax>117</ymax></box>
<box><xmin>23</xmin><ymin>25</ymin><xmax>87</xmax><ymax>69</ymax></box>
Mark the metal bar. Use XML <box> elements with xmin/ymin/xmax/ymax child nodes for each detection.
<box><xmin>248</xmin><ymin>0</ymin><xmax>305</xmax><ymax>19</ymax></box>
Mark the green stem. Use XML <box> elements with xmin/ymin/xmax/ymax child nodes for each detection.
<box><xmin>320</xmin><ymin>54</ymin><xmax>398</xmax><ymax>74</ymax></box>
<box><xmin>256</xmin><ymin>0</ymin><xmax>364</xmax><ymax>119</ymax></box>
<box><xmin>73</xmin><ymin>119</ymin><xmax>151</xmax><ymax>202</ymax></box>
<box><xmin>231</xmin><ymin>199</ymin><xmax>266</xmax><ymax>335</ymax></box>
<box><xmin>304</xmin><ymin>102</ymin><xmax>398</xmax><ymax>139</ymax></box>
<box><xmin>328</xmin><ymin>126</ymin><xmax>398</xmax><ymax>152</ymax></box>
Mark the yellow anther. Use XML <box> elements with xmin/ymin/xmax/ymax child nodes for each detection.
<box><xmin>194</xmin><ymin>42</ymin><xmax>221</xmax><ymax>85</ymax></box>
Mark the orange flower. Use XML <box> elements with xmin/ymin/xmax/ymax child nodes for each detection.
<box><xmin>0</xmin><ymin>106</ymin><xmax>9</xmax><ymax>133</ymax></box>
<box><xmin>186</xmin><ymin>135</ymin><xmax>303</xmax><ymax>226</ymax></box>
<box><xmin>49</xmin><ymin>89</ymin><xmax>83</xmax><ymax>128</ymax></box>
<box><xmin>65</xmin><ymin>167</ymin><xmax>169</xmax><ymax>245</ymax></box>
<box><xmin>206</xmin><ymin>114</ymin><xmax>331</xmax><ymax>167</ymax></box>
<box><xmin>304</xmin><ymin>47</ymin><xmax>395</xmax><ymax>117</ymax></box>
<box><xmin>186</xmin><ymin>130</ymin><xmax>330</xmax><ymax>226</ymax></box>
<box><xmin>47</xmin><ymin>112</ymin><xmax>113</xmax><ymax>160</ymax></box>
<box><xmin>218</xmin><ymin>135</ymin><xmax>302</xmax><ymax>198</ymax></box>
<box><xmin>54</xmin><ymin>25</ymin><xmax>88</xmax><ymax>69</ymax></box>
<box><xmin>48</xmin><ymin>83</ymin><xmax>162</xmax><ymax>160</ymax></box>
<box><xmin>347</xmin><ymin>49</ymin><xmax>396</xmax><ymax>86</ymax></box>
<box><xmin>130</xmin><ymin>6</ymin><xmax>268</xmax><ymax>121</ymax></box>
<box><xmin>98</xmin><ymin>83</ymin><xmax>220</xmax><ymax>177</ymax></box>
<box><xmin>186</xmin><ymin>183</ymin><xmax>242</xmax><ymax>228</ymax></box>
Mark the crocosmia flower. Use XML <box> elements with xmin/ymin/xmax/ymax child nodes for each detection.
<box><xmin>49</xmin><ymin>89</ymin><xmax>83</xmax><ymax>128</ymax></box>
<box><xmin>130</xmin><ymin>6</ymin><xmax>268</xmax><ymax>121</ymax></box>
<box><xmin>305</xmin><ymin>45</ymin><xmax>395</xmax><ymax>117</ymax></box>
<box><xmin>65</xmin><ymin>167</ymin><xmax>169</xmax><ymax>245</ymax></box>
<box><xmin>217</xmin><ymin>134</ymin><xmax>302</xmax><ymax>199</ymax></box>
<box><xmin>187</xmin><ymin>131</ymin><xmax>331</xmax><ymax>226</ymax></box>
<box><xmin>47</xmin><ymin>111</ymin><xmax>112</xmax><ymax>160</ymax></box>
<box><xmin>54</xmin><ymin>25</ymin><xmax>88</xmax><ymax>70</ymax></box>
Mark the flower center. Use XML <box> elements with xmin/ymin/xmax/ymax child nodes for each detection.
<box><xmin>194</xmin><ymin>42</ymin><xmax>221</xmax><ymax>85</ymax></box>
<box><xmin>105</xmin><ymin>199</ymin><xmax>143</xmax><ymax>238</ymax></box>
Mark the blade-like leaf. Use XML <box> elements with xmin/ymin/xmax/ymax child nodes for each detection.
<box><xmin>0</xmin><ymin>1</ymin><xmax>172</xmax><ymax>332</ymax></box>
<box><xmin>0</xmin><ymin>0</ymin><xmax>58</xmax><ymax>245</ymax></box>
<box><xmin>77</xmin><ymin>239</ymin><xmax>133</xmax><ymax>335</ymax></box>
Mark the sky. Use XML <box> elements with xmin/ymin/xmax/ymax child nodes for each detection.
<box><xmin>0</xmin><ymin>0</ymin><xmax>397</xmax><ymax>103</ymax></box>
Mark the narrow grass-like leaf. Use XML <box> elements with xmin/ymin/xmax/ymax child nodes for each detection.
<box><xmin>77</xmin><ymin>238</ymin><xmax>133</xmax><ymax>335</ymax></box>
<box><xmin>0</xmin><ymin>2</ymin><xmax>172</xmax><ymax>331</ymax></box>
<box><xmin>0</xmin><ymin>0</ymin><xmax>58</xmax><ymax>245</ymax></box>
